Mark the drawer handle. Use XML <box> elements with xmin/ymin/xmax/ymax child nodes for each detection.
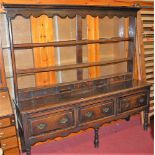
<box><xmin>138</xmin><ymin>97</ymin><xmax>145</xmax><ymax>105</ymax></box>
<box><xmin>37</xmin><ymin>123</ymin><xmax>47</xmax><ymax>130</ymax></box>
<box><xmin>85</xmin><ymin>111</ymin><xmax>94</xmax><ymax>118</ymax></box>
<box><xmin>102</xmin><ymin>107</ymin><xmax>110</xmax><ymax>113</ymax></box>
<box><xmin>125</xmin><ymin>103</ymin><xmax>130</xmax><ymax>108</ymax></box>
<box><xmin>59</xmin><ymin>117</ymin><xmax>69</xmax><ymax>124</ymax></box>
<box><xmin>0</xmin><ymin>122</ymin><xmax>3</xmax><ymax>126</ymax></box>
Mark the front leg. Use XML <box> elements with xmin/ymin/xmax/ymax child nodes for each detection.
<box><xmin>26</xmin><ymin>147</ymin><xmax>31</xmax><ymax>155</ymax></box>
<box><xmin>94</xmin><ymin>127</ymin><xmax>99</xmax><ymax>148</ymax></box>
<box><xmin>125</xmin><ymin>115</ymin><xmax>130</xmax><ymax>121</ymax></box>
<box><xmin>144</xmin><ymin>107</ymin><xmax>149</xmax><ymax>131</ymax></box>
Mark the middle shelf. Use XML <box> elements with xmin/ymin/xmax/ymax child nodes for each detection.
<box><xmin>16</xmin><ymin>57</ymin><xmax>130</xmax><ymax>75</ymax></box>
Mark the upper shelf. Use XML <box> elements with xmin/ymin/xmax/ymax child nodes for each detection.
<box><xmin>13</xmin><ymin>37</ymin><xmax>133</xmax><ymax>49</ymax></box>
<box><xmin>3</xmin><ymin>4</ymin><xmax>141</xmax><ymax>19</ymax></box>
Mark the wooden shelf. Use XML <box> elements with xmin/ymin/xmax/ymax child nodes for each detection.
<box><xmin>144</xmin><ymin>45</ymin><xmax>154</xmax><ymax>49</ymax></box>
<box><xmin>143</xmin><ymin>38</ymin><xmax>154</xmax><ymax>42</ymax></box>
<box><xmin>143</xmin><ymin>24</ymin><xmax>154</xmax><ymax>28</ymax></box>
<box><xmin>13</xmin><ymin>37</ymin><xmax>133</xmax><ymax>49</ymax></box>
<box><xmin>140</xmin><ymin>11</ymin><xmax>154</xmax><ymax>15</ymax></box>
<box><xmin>141</xmin><ymin>16</ymin><xmax>154</xmax><ymax>21</ymax></box>
<box><xmin>16</xmin><ymin>58</ymin><xmax>130</xmax><ymax>75</ymax></box>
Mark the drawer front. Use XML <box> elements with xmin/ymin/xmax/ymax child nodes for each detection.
<box><xmin>1</xmin><ymin>136</ymin><xmax>18</xmax><ymax>150</ymax></box>
<box><xmin>30</xmin><ymin>109</ymin><xmax>75</xmax><ymax>136</ymax></box>
<box><xmin>0</xmin><ymin>126</ymin><xmax>16</xmax><ymax>139</ymax></box>
<box><xmin>79</xmin><ymin>99</ymin><xmax>114</xmax><ymax>124</ymax></box>
<box><xmin>0</xmin><ymin>118</ymin><xmax>12</xmax><ymax>128</ymax></box>
<box><xmin>4</xmin><ymin>147</ymin><xmax>20</xmax><ymax>155</ymax></box>
<box><xmin>118</xmin><ymin>92</ymin><xmax>147</xmax><ymax>113</ymax></box>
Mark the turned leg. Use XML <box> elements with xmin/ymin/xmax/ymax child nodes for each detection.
<box><xmin>26</xmin><ymin>147</ymin><xmax>31</xmax><ymax>155</ymax></box>
<box><xmin>26</xmin><ymin>150</ymin><xmax>31</xmax><ymax>155</ymax></box>
<box><xmin>94</xmin><ymin>127</ymin><xmax>99</xmax><ymax>148</ymax></box>
<box><xmin>144</xmin><ymin>108</ymin><xmax>149</xmax><ymax>131</ymax></box>
<box><xmin>125</xmin><ymin>115</ymin><xmax>130</xmax><ymax>121</ymax></box>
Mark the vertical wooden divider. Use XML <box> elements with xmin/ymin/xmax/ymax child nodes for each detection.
<box><xmin>31</xmin><ymin>15</ymin><xmax>56</xmax><ymax>87</ymax></box>
<box><xmin>76</xmin><ymin>15</ymin><xmax>83</xmax><ymax>80</ymax></box>
<box><xmin>124</xmin><ymin>18</ymin><xmax>129</xmax><ymax>58</ymax></box>
<box><xmin>128</xmin><ymin>16</ymin><xmax>136</xmax><ymax>76</ymax></box>
<box><xmin>87</xmin><ymin>15</ymin><xmax>100</xmax><ymax>78</ymax></box>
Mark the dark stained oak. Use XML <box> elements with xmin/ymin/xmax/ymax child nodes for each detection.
<box><xmin>94</xmin><ymin>128</ymin><xmax>99</xmax><ymax>148</ymax></box>
<box><xmin>3</xmin><ymin>4</ymin><xmax>151</xmax><ymax>155</ymax></box>
<box><xmin>17</xmin><ymin>79</ymin><xmax>151</xmax><ymax>113</ymax></box>
<box><xmin>4</xmin><ymin>4</ymin><xmax>139</xmax><ymax>19</ymax></box>
<box><xmin>76</xmin><ymin>15</ymin><xmax>83</xmax><ymax>80</ymax></box>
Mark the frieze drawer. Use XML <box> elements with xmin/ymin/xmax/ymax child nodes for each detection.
<box><xmin>29</xmin><ymin>109</ymin><xmax>75</xmax><ymax>136</ymax></box>
<box><xmin>79</xmin><ymin>99</ymin><xmax>114</xmax><ymax>124</ymax></box>
<box><xmin>118</xmin><ymin>92</ymin><xmax>147</xmax><ymax>113</ymax></box>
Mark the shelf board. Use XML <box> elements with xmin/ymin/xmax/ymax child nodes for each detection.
<box><xmin>144</xmin><ymin>50</ymin><xmax>154</xmax><ymax>55</ymax></box>
<box><xmin>16</xmin><ymin>58</ymin><xmax>130</xmax><ymax>75</ymax></box>
<box><xmin>143</xmin><ymin>31</ymin><xmax>154</xmax><ymax>35</ymax></box>
<box><xmin>143</xmin><ymin>23</ymin><xmax>154</xmax><ymax>28</ymax></box>
<box><xmin>145</xmin><ymin>56</ymin><xmax>154</xmax><ymax>61</ymax></box>
<box><xmin>144</xmin><ymin>44</ymin><xmax>154</xmax><ymax>49</ymax></box>
<box><xmin>146</xmin><ymin>68</ymin><xmax>154</xmax><ymax>74</ymax></box>
<box><xmin>143</xmin><ymin>38</ymin><xmax>154</xmax><ymax>42</ymax></box>
<box><xmin>140</xmin><ymin>11</ymin><xmax>154</xmax><ymax>15</ymax></box>
<box><xmin>13</xmin><ymin>37</ymin><xmax>133</xmax><ymax>49</ymax></box>
<box><xmin>141</xmin><ymin>16</ymin><xmax>154</xmax><ymax>21</ymax></box>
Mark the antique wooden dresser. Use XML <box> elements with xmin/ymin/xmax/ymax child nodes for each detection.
<box><xmin>0</xmin><ymin>36</ymin><xmax>20</xmax><ymax>154</ymax></box>
<box><xmin>3</xmin><ymin>4</ymin><xmax>151</xmax><ymax>155</ymax></box>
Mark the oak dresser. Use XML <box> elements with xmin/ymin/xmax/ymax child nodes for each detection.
<box><xmin>3</xmin><ymin>4</ymin><xmax>152</xmax><ymax>155</ymax></box>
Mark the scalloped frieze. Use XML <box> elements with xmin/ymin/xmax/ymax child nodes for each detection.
<box><xmin>4</xmin><ymin>6</ymin><xmax>139</xmax><ymax>19</ymax></box>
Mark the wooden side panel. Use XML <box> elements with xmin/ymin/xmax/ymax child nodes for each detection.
<box><xmin>87</xmin><ymin>15</ymin><xmax>100</xmax><ymax>78</ymax></box>
<box><xmin>31</xmin><ymin>15</ymin><xmax>56</xmax><ymax>86</ymax></box>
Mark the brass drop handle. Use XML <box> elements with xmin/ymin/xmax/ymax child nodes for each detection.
<box><xmin>138</xmin><ymin>97</ymin><xmax>145</xmax><ymax>105</ymax></box>
<box><xmin>125</xmin><ymin>103</ymin><xmax>130</xmax><ymax>108</ymax></box>
<box><xmin>0</xmin><ymin>122</ymin><xmax>3</xmax><ymax>126</ymax></box>
<box><xmin>102</xmin><ymin>107</ymin><xmax>110</xmax><ymax>113</ymax></box>
<box><xmin>122</xmin><ymin>99</ymin><xmax>130</xmax><ymax>108</ymax></box>
<box><xmin>37</xmin><ymin>123</ymin><xmax>47</xmax><ymax>130</ymax></box>
<box><xmin>60</xmin><ymin>117</ymin><xmax>69</xmax><ymax>124</ymax></box>
<box><xmin>85</xmin><ymin>111</ymin><xmax>94</xmax><ymax>118</ymax></box>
